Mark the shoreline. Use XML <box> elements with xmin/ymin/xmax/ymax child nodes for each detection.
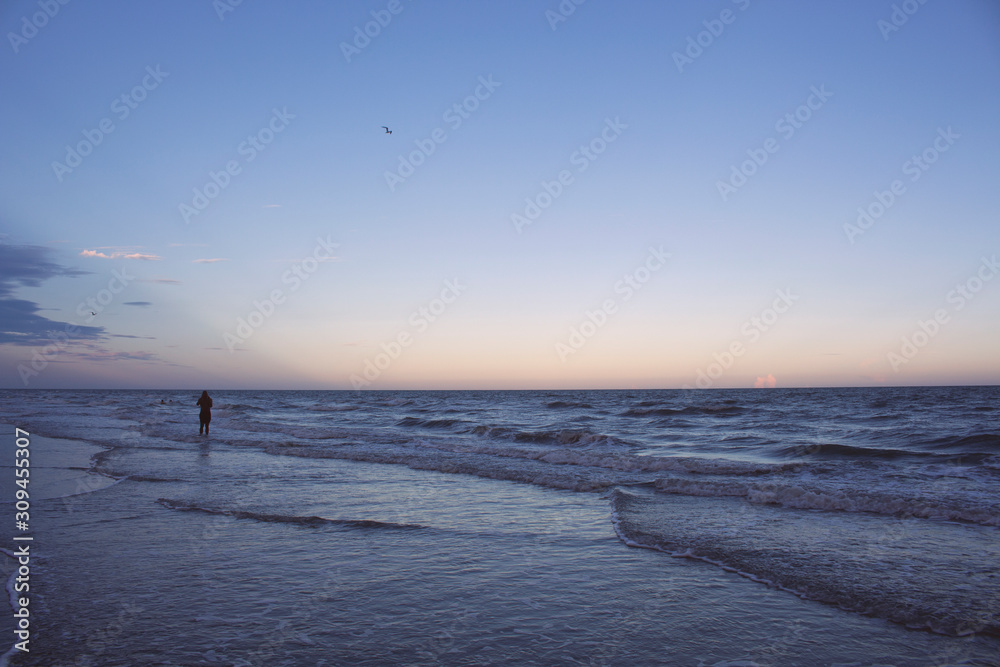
<box><xmin>0</xmin><ymin>404</ymin><xmax>997</xmax><ymax>664</ymax></box>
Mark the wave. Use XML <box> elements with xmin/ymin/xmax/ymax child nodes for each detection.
<box><xmin>467</xmin><ymin>424</ymin><xmax>634</xmax><ymax>449</ymax></box>
<box><xmin>156</xmin><ymin>498</ymin><xmax>425</xmax><ymax>530</ymax></box>
<box><xmin>262</xmin><ymin>444</ymin><xmax>636</xmax><ymax>492</ymax></box>
<box><xmin>858</xmin><ymin>410</ymin><xmax>900</xmax><ymax>421</ymax></box>
<box><xmin>778</xmin><ymin>442</ymin><xmax>921</xmax><ymax>460</ymax></box>
<box><xmin>621</xmin><ymin>405</ymin><xmax>745</xmax><ymax>418</ymax></box>
<box><xmin>652</xmin><ymin>477</ymin><xmax>1000</xmax><ymax>527</ymax></box>
<box><xmin>216</xmin><ymin>420</ymin><xmax>349</xmax><ymax>440</ymax></box>
<box><xmin>259</xmin><ymin>439</ymin><xmax>793</xmax><ymax>496</ymax></box>
<box><xmin>219</xmin><ymin>403</ymin><xmax>268</xmax><ymax>412</ymax></box>
<box><xmin>305</xmin><ymin>404</ymin><xmax>360</xmax><ymax>412</ymax></box>
<box><xmin>610</xmin><ymin>487</ymin><xmax>1000</xmax><ymax>637</ymax></box>
<box><xmin>545</xmin><ymin>401</ymin><xmax>594</xmax><ymax>409</ymax></box>
<box><xmin>649</xmin><ymin>418</ymin><xmax>697</xmax><ymax>429</ymax></box>
<box><xmin>397</xmin><ymin>417</ymin><xmax>469</xmax><ymax>429</ymax></box>
<box><xmin>926</xmin><ymin>433</ymin><xmax>1000</xmax><ymax>451</ymax></box>
<box><xmin>376</xmin><ymin>397</ymin><xmax>414</xmax><ymax>407</ymax></box>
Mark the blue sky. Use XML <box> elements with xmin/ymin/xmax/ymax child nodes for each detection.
<box><xmin>1</xmin><ymin>0</ymin><xmax>998</xmax><ymax>389</ymax></box>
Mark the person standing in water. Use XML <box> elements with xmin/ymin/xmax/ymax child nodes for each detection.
<box><xmin>197</xmin><ymin>391</ymin><xmax>213</xmax><ymax>435</ymax></box>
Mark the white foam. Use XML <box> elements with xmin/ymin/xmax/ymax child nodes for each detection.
<box><xmin>653</xmin><ymin>477</ymin><xmax>1000</xmax><ymax>527</ymax></box>
<box><xmin>412</xmin><ymin>438</ymin><xmax>786</xmax><ymax>476</ymax></box>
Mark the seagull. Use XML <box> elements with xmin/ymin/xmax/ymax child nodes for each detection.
<box><xmin>90</xmin><ymin>311</ymin><xmax>97</xmax><ymax>316</ymax></box>
<box><xmin>381</xmin><ymin>126</ymin><xmax>392</xmax><ymax>135</ymax></box>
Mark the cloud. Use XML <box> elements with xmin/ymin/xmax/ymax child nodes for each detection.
<box><xmin>112</xmin><ymin>334</ymin><xmax>156</xmax><ymax>339</ymax></box>
<box><xmin>0</xmin><ymin>244</ymin><xmax>88</xmax><ymax>294</ymax></box>
<box><xmin>0</xmin><ymin>246</ymin><xmax>172</xmax><ymax>374</ymax></box>
<box><xmin>123</xmin><ymin>301</ymin><xmax>152</xmax><ymax>307</ymax></box>
<box><xmin>72</xmin><ymin>349</ymin><xmax>162</xmax><ymax>363</ymax></box>
<box><xmin>80</xmin><ymin>249</ymin><xmax>161</xmax><ymax>261</ymax></box>
<box><xmin>0</xmin><ymin>244</ymin><xmax>104</xmax><ymax>345</ymax></box>
<box><xmin>192</xmin><ymin>258</ymin><xmax>228</xmax><ymax>263</ymax></box>
<box><xmin>753</xmin><ymin>374</ymin><xmax>777</xmax><ymax>388</ymax></box>
<box><xmin>142</xmin><ymin>278</ymin><xmax>182</xmax><ymax>285</ymax></box>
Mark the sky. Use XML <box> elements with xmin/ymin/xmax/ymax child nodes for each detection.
<box><xmin>1</xmin><ymin>0</ymin><xmax>998</xmax><ymax>390</ymax></box>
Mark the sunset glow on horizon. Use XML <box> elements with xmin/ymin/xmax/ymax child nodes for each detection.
<box><xmin>1</xmin><ymin>1</ymin><xmax>998</xmax><ymax>390</ymax></box>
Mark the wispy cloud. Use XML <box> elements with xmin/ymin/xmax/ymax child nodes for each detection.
<box><xmin>81</xmin><ymin>249</ymin><xmax>161</xmax><ymax>261</ymax></box>
<box><xmin>192</xmin><ymin>258</ymin><xmax>228</xmax><ymax>263</ymax></box>
<box><xmin>72</xmin><ymin>349</ymin><xmax>161</xmax><ymax>363</ymax></box>
<box><xmin>0</xmin><ymin>246</ymin><xmax>178</xmax><ymax>376</ymax></box>
<box><xmin>123</xmin><ymin>301</ymin><xmax>152</xmax><ymax>307</ymax></box>
<box><xmin>142</xmin><ymin>278</ymin><xmax>182</xmax><ymax>285</ymax></box>
<box><xmin>0</xmin><ymin>244</ymin><xmax>103</xmax><ymax>346</ymax></box>
<box><xmin>52</xmin><ymin>339</ymin><xmax>178</xmax><ymax>365</ymax></box>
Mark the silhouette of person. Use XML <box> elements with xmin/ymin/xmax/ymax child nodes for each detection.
<box><xmin>197</xmin><ymin>391</ymin><xmax>213</xmax><ymax>435</ymax></box>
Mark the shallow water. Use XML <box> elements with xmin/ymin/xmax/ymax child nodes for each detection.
<box><xmin>0</xmin><ymin>387</ymin><xmax>998</xmax><ymax>664</ymax></box>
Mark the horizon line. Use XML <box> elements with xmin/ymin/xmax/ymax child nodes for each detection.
<box><xmin>3</xmin><ymin>383</ymin><xmax>998</xmax><ymax>392</ymax></box>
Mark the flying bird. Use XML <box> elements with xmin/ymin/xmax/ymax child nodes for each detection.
<box><xmin>381</xmin><ymin>126</ymin><xmax>392</xmax><ymax>135</ymax></box>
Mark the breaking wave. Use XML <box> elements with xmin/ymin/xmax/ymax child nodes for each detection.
<box><xmin>156</xmin><ymin>498</ymin><xmax>425</xmax><ymax>530</ymax></box>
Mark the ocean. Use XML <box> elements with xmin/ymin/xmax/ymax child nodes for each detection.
<box><xmin>0</xmin><ymin>386</ymin><xmax>998</xmax><ymax>665</ymax></box>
